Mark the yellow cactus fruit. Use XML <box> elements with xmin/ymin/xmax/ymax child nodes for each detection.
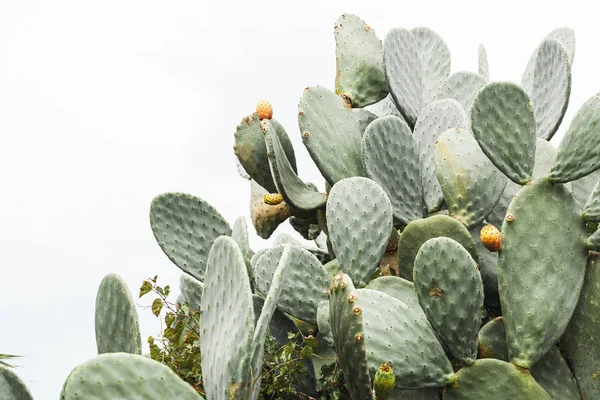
<box><xmin>374</xmin><ymin>362</ymin><xmax>395</xmax><ymax>400</ymax></box>
<box><xmin>256</xmin><ymin>100</ymin><xmax>273</xmax><ymax>120</ymax></box>
<box><xmin>480</xmin><ymin>224</ymin><xmax>502</xmax><ymax>252</ymax></box>
<box><xmin>263</xmin><ymin>193</ymin><xmax>283</xmax><ymax>205</ymax></box>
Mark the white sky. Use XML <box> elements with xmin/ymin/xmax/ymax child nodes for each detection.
<box><xmin>2</xmin><ymin>0</ymin><xmax>600</xmax><ymax>398</ymax></box>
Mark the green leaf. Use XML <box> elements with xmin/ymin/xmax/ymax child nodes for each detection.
<box><xmin>139</xmin><ymin>281</ymin><xmax>152</xmax><ymax>298</ymax></box>
<box><xmin>151</xmin><ymin>298</ymin><xmax>163</xmax><ymax>316</ymax></box>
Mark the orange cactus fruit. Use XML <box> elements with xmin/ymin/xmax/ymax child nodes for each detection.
<box><xmin>264</xmin><ymin>193</ymin><xmax>283</xmax><ymax>205</ymax></box>
<box><xmin>256</xmin><ymin>100</ymin><xmax>273</xmax><ymax>120</ymax></box>
<box><xmin>480</xmin><ymin>224</ymin><xmax>502</xmax><ymax>252</ymax></box>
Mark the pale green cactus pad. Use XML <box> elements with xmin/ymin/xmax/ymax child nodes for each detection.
<box><xmin>362</xmin><ymin>115</ymin><xmax>426</xmax><ymax>225</ymax></box>
<box><xmin>413</xmin><ymin>99</ymin><xmax>468</xmax><ymax>213</ymax></box>
<box><xmin>471</xmin><ymin>82</ymin><xmax>536</xmax><ymax>184</ymax></box>
<box><xmin>560</xmin><ymin>252</ymin><xmax>600</xmax><ymax>399</ymax></box>
<box><xmin>334</xmin><ymin>14</ymin><xmax>388</xmax><ymax>107</ymax></box>
<box><xmin>498</xmin><ymin>177</ymin><xmax>587</xmax><ymax>368</ymax></box>
<box><xmin>316</xmin><ymin>300</ymin><xmax>333</xmax><ymax>347</ymax></box>
<box><xmin>435</xmin><ymin>71</ymin><xmax>487</xmax><ymax>113</ymax></box>
<box><xmin>177</xmin><ymin>274</ymin><xmax>204</xmax><ymax>311</ymax></box>
<box><xmin>443</xmin><ymin>359</ymin><xmax>551</xmax><ymax>400</ymax></box>
<box><xmin>487</xmin><ymin>138</ymin><xmax>557</xmax><ymax>228</ymax></box>
<box><xmin>589</xmin><ymin>228</ymin><xmax>600</xmax><ymax>251</ymax></box>
<box><xmin>353</xmin><ymin>108</ymin><xmax>378</xmax><ymax>137</ymax></box>
<box><xmin>60</xmin><ymin>353</ymin><xmax>203</xmax><ymax>400</ymax></box>
<box><xmin>547</xmin><ymin>27</ymin><xmax>575</xmax><ymax>64</ymax></box>
<box><xmin>583</xmin><ymin>180</ymin><xmax>600</xmax><ymax>222</ymax></box>
<box><xmin>263</xmin><ymin>119</ymin><xmax>327</xmax><ymax>212</ymax></box>
<box><xmin>95</xmin><ymin>273</ymin><xmax>142</xmax><ymax>355</ymax></box>
<box><xmin>478</xmin><ymin>44</ymin><xmax>489</xmax><ymax>80</ymax></box>
<box><xmin>477</xmin><ymin>317</ymin><xmax>581</xmax><ymax>400</ymax></box>
<box><xmin>549</xmin><ymin>92</ymin><xmax>600</xmax><ymax>183</ymax></box>
<box><xmin>253</xmin><ymin>244</ymin><xmax>329</xmax><ymax>325</ymax></box>
<box><xmin>411</xmin><ymin>27</ymin><xmax>451</xmax><ymax>105</ymax></box>
<box><xmin>232</xmin><ymin>216</ymin><xmax>252</xmax><ymax>269</ymax></box>
<box><xmin>0</xmin><ymin>366</ymin><xmax>33</xmax><ymax>400</ymax></box>
<box><xmin>521</xmin><ymin>39</ymin><xmax>571</xmax><ymax>141</ymax></box>
<box><xmin>434</xmin><ymin>127</ymin><xmax>507</xmax><ymax>229</ymax></box>
<box><xmin>572</xmin><ymin>169</ymin><xmax>600</xmax><ymax>207</ymax></box>
<box><xmin>298</xmin><ymin>86</ymin><xmax>364</xmax><ymax>185</ymax></box>
<box><xmin>384</xmin><ymin>28</ymin><xmax>422</xmax><ymax>126</ymax></box>
<box><xmin>413</xmin><ymin>238</ymin><xmax>483</xmax><ymax>365</ymax></box>
<box><xmin>150</xmin><ymin>192</ymin><xmax>231</xmax><ymax>281</ymax></box>
<box><xmin>398</xmin><ymin>215</ymin><xmax>478</xmax><ymax>281</ymax></box>
<box><xmin>234</xmin><ymin>112</ymin><xmax>296</xmax><ymax>193</ymax></box>
<box><xmin>367</xmin><ymin>93</ymin><xmax>407</xmax><ymax>121</ymax></box>
<box><xmin>326</xmin><ymin>177</ymin><xmax>393</xmax><ymax>287</ymax></box>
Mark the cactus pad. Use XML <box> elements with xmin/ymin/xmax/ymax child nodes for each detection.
<box><xmin>498</xmin><ymin>177</ymin><xmax>587</xmax><ymax>368</ymax></box>
<box><xmin>298</xmin><ymin>86</ymin><xmax>364</xmax><ymax>185</ymax></box>
<box><xmin>326</xmin><ymin>177</ymin><xmax>393</xmax><ymax>287</ymax></box>
<box><xmin>411</xmin><ymin>27</ymin><xmax>451</xmax><ymax>105</ymax></box>
<box><xmin>413</xmin><ymin>238</ymin><xmax>484</xmax><ymax>364</ymax></box>
<box><xmin>60</xmin><ymin>353</ymin><xmax>202</xmax><ymax>399</ymax></box>
<box><xmin>334</xmin><ymin>14</ymin><xmax>388</xmax><ymax>107</ymax></box>
<box><xmin>436</xmin><ymin>71</ymin><xmax>487</xmax><ymax>113</ymax></box>
<box><xmin>95</xmin><ymin>273</ymin><xmax>142</xmax><ymax>355</ymax></box>
<box><xmin>470</xmin><ymin>82</ymin><xmax>537</xmax><ymax>184</ymax></box>
<box><xmin>413</xmin><ymin>99</ymin><xmax>469</xmax><ymax>212</ymax></box>
<box><xmin>150</xmin><ymin>192</ymin><xmax>231</xmax><ymax>281</ymax></box>
<box><xmin>353</xmin><ymin>108</ymin><xmax>378</xmax><ymax>137</ymax></box>
<box><xmin>0</xmin><ymin>366</ymin><xmax>33</xmax><ymax>400</ymax></box>
<box><xmin>434</xmin><ymin>128</ymin><xmax>507</xmax><ymax>229</ymax></box>
<box><xmin>549</xmin><ymin>93</ymin><xmax>600</xmax><ymax>183</ymax></box>
<box><xmin>583</xmin><ymin>180</ymin><xmax>600</xmax><ymax>222</ymax></box>
<box><xmin>177</xmin><ymin>274</ymin><xmax>204</xmax><ymax>311</ymax></box>
<box><xmin>478</xmin><ymin>44</ymin><xmax>489</xmax><ymax>80</ymax></box>
<box><xmin>362</xmin><ymin>115</ymin><xmax>426</xmax><ymax>225</ymax></box>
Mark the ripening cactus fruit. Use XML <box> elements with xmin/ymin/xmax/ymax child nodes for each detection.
<box><xmin>256</xmin><ymin>100</ymin><xmax>273</xmax><ymax>120</ymax></box>
<box><xmin>373</xmin><ymin>362</ymin><xmax>395</xmax><ymax>400</ymax></box>
<box><xmin>480</xmin><ymin>224</ymin><xmax>502</xmax><ymax>252</ymax></box>
<box><xmin>264</xmin><ymin>193</ymin><xmax>283</xmax><ymax>205</ymax></box>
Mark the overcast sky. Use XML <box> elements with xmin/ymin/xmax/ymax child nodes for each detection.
<box><xmin>2</xmin><ymin>0</ymin><xmax>600</xmax><ymax>398</ymax></box>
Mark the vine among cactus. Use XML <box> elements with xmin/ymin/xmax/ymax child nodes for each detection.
<box><xmin>4</xmin><ymin>12</ymin><xmax>600</xmax><ymax>400</ymax></box>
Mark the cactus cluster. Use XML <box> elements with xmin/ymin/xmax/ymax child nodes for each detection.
<box><xmin>6</xmin><ymin>13</ymin><xmax>600</xmax><ymax>400</ymax></box>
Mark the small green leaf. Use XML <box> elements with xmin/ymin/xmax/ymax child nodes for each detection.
<box><xmin>151</xmin><ymin>298</ymin><xmax>163</xmax><ymax>316</ymax></box>
<box><xmin>163</xmin><ymin>285</ymin><xmax>171</xmax><ymax>297</ymax></box>
<box><xmin>165</xmin><ymin>313</ymin><xmax>176</xmax><ymax>328</ymax></box>
<box><xmin>139</xmin><ymin>281</ymin><xmax>152</xmax><ymax>298</ymax></box>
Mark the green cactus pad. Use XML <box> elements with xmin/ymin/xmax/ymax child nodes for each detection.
<box><xmin>362</xmin><ymin>115</ymin><xmax>426</xmax><ymax>225</ymax></box>
<box><xmin>384</xmin><ymin>28</ymin><xmax>422</xmax><ymax>126</ymax></box>
<box><xmin>249</xmin><ymin>180</ymin><xmax>291</xmax><ymax>239</ymax></box>
<box><xmin>547</xmin><ymin>27</ymin><xmax>575</xmax><ymax>65</ymax></box>
<box><xmin>316</xmin><ymin>300</ymin><xmax>333</xmax><ymax>347</ymax></box>
<box><xmin>487</xmin><ymin>138</ymin><xmax>557</xmax><ymax>228</ymax></box>
<box><xmin>353</xmin><ymin>108</ymin><xmax>378</xmax><ymax>137</ymax></box>
<box><xmin>498</xmin><ymin>177</ymin><xmax>587</xmax><ymax>368</ymax></box>
<box><xmin>235</xmin><ymin>157</ymin><xmax>251</xmax><ymax>180</ymax></box>
<box><xmin>334</xmin><ymin>14</ymin><xmax>388</xmax><ymax>107</ymax></box>
<box><xmin>177</xmin><ymin>274</ymin><xmax>204</xmax><ymax>311</ymax></box>
<box><xmin>263</xmin><ymin>120</ymin><xmax>327</xmax><ymax>212</ymax></box>
<box><xmin>549</xmin><ymin>93</ymin><xmax>600</xmax><ymax>183</ymax></box>
<box><xmin>60</xmin><ymin>353</ymin><xmax>203</xmax><ymax>399</ymax></box>
<box><xmin>328</xmin><ymin>274</ymin><xmax>373</xmax><ymax>399</ymax></box>
<box><xmin>434</xmin><ymin>128</ymin><xmax>507</xmax><ymax>229</ymax></box>
<box><xmin>232</xmin><ymin>216</ymin><xmax>251</xmax><ymax>267</ymax></box>
<box><xmin>326</xmin><ymin>177</ymin><xmax>393</xmax><ymax>287</ymax></box>
<box><xmin>560</xmin><ymin>253</ymin><xmax>600</xmax><ymax>399</ymax></box>
<box><xmin>583</xmin><ymin>180</ymin><xmax>600</xmax><ymax>222</ymax></box>
<box><xmin>368</xmin><ymin>93</ymin><xmax>407</xmax><ymax>121</ymax></box>
<box><xmin>253</xmin><ymin>244</ymin><xmax>329</xmax><ymax>325</ymax></box>
<box><xmin>523</xmin><ymin>39</ymin><xmax>571</xmax><ymax>141</ymax></box>
<box><xmin>95</xmin><ymin>273</ymin><xmax>142</xmax><ymax>355</ymax></box>
<box><xmin>234</xmin><ymin>112</ymin><xmax>296</xmax><ymax>193</ymax></box>
<box><xmin>478</xmin><ymin>44</ymin><xmax>489</xmax><ymax>80</ymax></box>
<box><xmin>442</xmin><ymin>359</ymin><xmax>551</xmax><ymax>400</ymax></box>
<box><xmin>397</xmin><ymin>215</ymin><xmax>478</xmax><ymax>281</ymax></box>
<box><xmin>587</xmin><ymin>228</ymin><xmax>600</xmax><ymax>251</ymax></box>
<box><xmin>572</xmin><ymin>169</ymin><xmax>600</xmax><ymax>207</ymax></box>
<box><xmin>469</xmin><ymin>224</ymin><xmax>500</xmax><ymax>310</ymax></box>
<box><xmin>477</xmin><ymin>317</ymin><xmax>580</xmax><ymax>399</ymax></box>
<box><xmin>365</xmin><ymin>276</ymin><xmax>422</xmax><ymax>312</ymax></box>
<box><xmin>413</xmin><ymin>99</ymin><xmax>469</xmax><ymax>212</ymax></box>
<box><xmin>435</xmin><ymin>71</ymin><xmax>487</xmax><ymax>113</ymax></box>
<box><xmin>324</xmin><ymin>258</ymin><xmax>343</xmax><ymax>277</ymax></box>
<box><xmin>411</xmin><ymin>27</ymin><xmax>451</xmax><ymax>105</ymax></box>
<box><xmin>0</xmin><ymin>366</ymin><xmax>33</xmax><ymax>400</ymax></box>
<box><xmin>200</xmin><ymin>236</ymin><xmax>255</xmax><ymax>399</ymax></box>
<box><xmin>413</xmin><ymin>238</ymin><xmax>483</xmax><ymax>365</ymax></box>
<box><xmin>391</xmin><ymin>388</ymin><xmax>441</xmax><ymax>400</ymax></box>
<box><xmin>471</xmin><ymin>82</ymin><xmax>536</xmax><ymax>184</ymax></box>
<box><xmin>150</xmin><ymin>192</ymin><xmax>231</xmax><ymax>281</ymax></box>
<box><xmin>298</xmin><ymin>86</ymin><xmax>364</xmax><ymax>185</ymax></box>
<box><xmin>357</xmin><ymin>288</ymin><xmax>454</xmax><ymax>388</ymax></box>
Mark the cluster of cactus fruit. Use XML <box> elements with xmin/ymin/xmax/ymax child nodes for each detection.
<box><xmin>5</xmin><ymin>12</ymin><xmax>600</xmax><ymax>400</ymax></box>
